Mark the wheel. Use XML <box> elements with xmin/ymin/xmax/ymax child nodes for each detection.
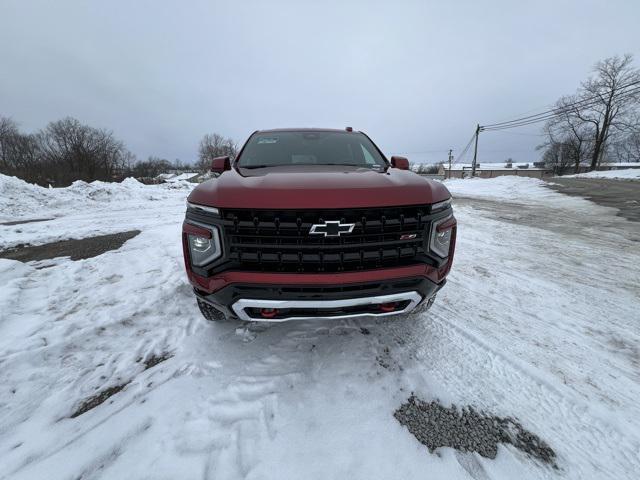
<box><xmin>197</xmin><ymin>298</ymin><xmax>228</xmax><ymax>322</ymax></box>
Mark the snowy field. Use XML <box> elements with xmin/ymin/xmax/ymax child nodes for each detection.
<box><xmin>1</xmin><ymin>174</ymin><xmax>640</xmax><ymax>479</ymax></box>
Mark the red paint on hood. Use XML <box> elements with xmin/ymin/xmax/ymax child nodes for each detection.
<box><xmin>188</xmin><ymin>165</ymin><xmax>451</xmax><ymax>209</ymax></box>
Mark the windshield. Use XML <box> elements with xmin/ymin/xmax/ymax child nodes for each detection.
<box><xmin>236</xmin><ymin>131</ymin><xmax>387</xmax><ymax>168</ymax></box>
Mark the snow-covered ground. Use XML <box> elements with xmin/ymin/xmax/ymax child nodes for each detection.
<box><xmin>1</xmin><ymin>174</ymin><xmax>639</xmax><ymax>479</ymax></box>
<box><xmin>560</xmin><ymin>168</ymin><xmax>640</xmax><ymax>180</ymax></box>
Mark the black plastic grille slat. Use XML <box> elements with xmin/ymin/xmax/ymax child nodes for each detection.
<box><xmin>221</xmin><ymin>206</ymin><xmax>431</xmax><ymax>273</ymax></box>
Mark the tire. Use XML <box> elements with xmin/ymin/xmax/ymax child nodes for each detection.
<box><xmin>197</xmin><ymin>298</ymin><xmax>228</xmax><ymax>322</ymax></box>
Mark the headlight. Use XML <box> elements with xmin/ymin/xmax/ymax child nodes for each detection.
<box><xmin>187</xmin><ymin>201</ymin><xmax>219</xmax><ymax>216</ymax></box>
<box><xmin>429</xmin><ymin>215</ymin><xmax>454</xmax><ymax>258</ymax></box>
<box><xmin>431</xmin><ymin>198</ymin><xmax>451</xmax><ymax>213</ymax></box>
<box><xmin>187</xmin><ymin>223</ymin><xmax>222</xmax><ymax>266</ymax></box>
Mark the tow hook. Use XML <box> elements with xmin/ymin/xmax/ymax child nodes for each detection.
<box><xmin>260</xmin><ymin>308</ymin><xmax>279</xmax><ymax>318</ymax></box>
<box><xmin>379</xmin><ymin>302</ymin><xmax>397</xmax><ymax>313</ymax></box>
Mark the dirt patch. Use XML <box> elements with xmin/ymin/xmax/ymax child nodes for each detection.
<box><xmin>0</xmin><ymin>230</ymin><xmax>140</xmax><ymax>262</ymax></box>
<box><xmin>0</xmin><ymin>217</ymin><xmax>54</xmax><ymax>226</ymax></box>
<box><xmin>394</xmin><ymin>395</ymin><xmax>556</xmax><ymax>467</ymax></box>
<box><xmin>141</xmin><ymin>352</ymin><xmax>173</xmax><ymax>370</ymax></box>
<box><xmin>70</xmin><ymin>383</ymin><xmax>130</xmax><ymax>418</ymax></box>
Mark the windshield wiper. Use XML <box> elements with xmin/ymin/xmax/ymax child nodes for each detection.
<box><xmin>321</xmin><ymin>163</ymin><xmax>371</xmax><ymax>167</ymax></box>
<box><xmin>240</xmin><ymin>163</ymin><xmax>376</xmax><ymax>169</ymax></box>
<box><xmin>239</xmin><ymin>164</ymin><xmax>287</xmax><ymax>169</ymax></box>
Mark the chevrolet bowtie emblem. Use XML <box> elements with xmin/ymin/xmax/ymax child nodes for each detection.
<box><xmin>309</xmin><ymin>221</ymin><xmax>355</xmax><ymax>237</ymax></box>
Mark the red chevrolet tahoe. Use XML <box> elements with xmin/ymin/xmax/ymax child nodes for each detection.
<box><xmin>182</xmin><ymin>128</ymin><xmax>456</xmax><ymax>322</ymax></box>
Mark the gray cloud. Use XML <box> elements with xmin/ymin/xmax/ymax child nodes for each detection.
<box><xmin>1</xmin><ymin>0</ymin><xmax>639</xmax><ymax>165</ymax></box>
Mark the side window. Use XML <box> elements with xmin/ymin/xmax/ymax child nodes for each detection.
<box><xmin>360</xmin><ymin>144</ymin><xmax>376</xmax><ymax>165</ymax></box>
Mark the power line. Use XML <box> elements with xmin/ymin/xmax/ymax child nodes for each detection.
<box><xmin>483</xmin><ymin>88</ymin><xmax>640</xmax><ymax>132</ymax></box>
<box><xmin>483</xmin><ymin>130</ymin><xmax>547</xmax><ymax>137</ymax></box>
<box><xmin>483</xmin><ymin>80</ymin><xmax>640</xmax><ymax>128</ymax></box>
<box><xmin>480</xmin><ymin>86</ymin><xmax>640</xmax><ymax>132</ymax></box>
<box><xmin>454</xmin><ymin>131</ymin><xmax>477</xmax><ymax>164</ymax></box>
<box><xmin>462</xmin><ymin>78</ymin><xmax>640</xmax><ymax>177</ymax></box>
<box><xmin>482</xmin><ymin>80</ymin><xmax>640</xmax><ymax>129</ymax></box>
<box><xmin>466</xmin><ymin>80</ymin><xmax>640</xmax><ymax>177</ymax></box>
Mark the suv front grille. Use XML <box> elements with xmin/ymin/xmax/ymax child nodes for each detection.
<box><xmin>220</xmin><ymin>206</ymin><xmax>433</xmax><ymax>273</ymax></box>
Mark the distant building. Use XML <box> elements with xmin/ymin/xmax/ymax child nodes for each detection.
<box><xmin>437</xmin><ymin>161</ymin><xmax>640</xmax><ymax>179</ymax></box>
<box><xmin>438</xmin><ymin>162</ymin><xmax>550</xmax><ymax>179</ymax></box>
<box><xmin>597</xmin><ymin>162</ymin><xmax>640</xmax><ymax>170</ymax></box>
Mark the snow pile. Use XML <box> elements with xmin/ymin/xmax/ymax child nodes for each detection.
<box><xmin>444</xmin><ymin>176</ymin><xmax>550</xmax><ymax>201</ymax></box>
<box><xmin>561</xmin><ymin>168</ymin><xmax>640</xmax><ymax>180</ymax></box>
<box><xmin>443</xmin><ymin>175</ymin><xmax>626</xmax><ymax>217</ymax></box>
<box><xmin>0</xmin><ymin>174</ymin><xmax>194</xmax><ymax>222</ymax></box>
<box><xmin>443</xmin><ymin>175</ymin><xmax>592</xmax><ymax>207</ymax></box>
<box><xmin>163</xmin><ymin>172</ymin><xmax>199</xmax><ymax>183</ymax></box>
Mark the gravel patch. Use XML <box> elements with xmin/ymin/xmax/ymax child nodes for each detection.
<box><xmin>394</xmin><ymin>395</ymin><xmax>557</xmax><ymax>467</ymax></box>
<box><xmin>0</xmin><ymin>230</ymin><xmax>140</xmax><ymax>262</ymax></box>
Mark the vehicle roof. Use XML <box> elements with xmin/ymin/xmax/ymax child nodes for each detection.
<box><xmin>255</xmin><ymin>128</ymin><xmax>358</xmax><ymax>134</ymax></box>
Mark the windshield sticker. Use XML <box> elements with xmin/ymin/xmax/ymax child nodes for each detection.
<box><xmin>257</xmin><ymin>137</ymin><xmax>278</xmax><ymax>144</ymax></box>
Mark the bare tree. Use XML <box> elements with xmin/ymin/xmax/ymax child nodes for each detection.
<box><xmin>572</xmin><ymin>55</ymin><xmax>639</xmax><ymax>170</ymax></box>
<box><xmin>539</xmin><ymin>55</ymin><xmax>640</xmax><ymax>172</ymax></box>
<box><xmin>540</xmin><ymin>106</ymin><xmax>593</xmax><ymax>174</ymax></box>
<box><xmin>197</xmin><ymin>133</ymin><xmax>237</xmax><ymax>172</ymax></box>
<box><xmin>611</xmin><ymin>131</ymin><xmax>640</xmax><ymax>163</ymax></box>
<box><xmin>0</xmin><ymin>117</ymin><xmax>20</xmax><ymax>170</ymax></box>
<box><xmin>0</xmin><ymin>116</ymin><xmax>135</xmax><ymax>186</ymax></box>
<box><xmin>37</xmin><ymin>117</ymin><xmax>136</xmax><ymax>185</ymax></box>
<box><xmin>129</xmin><ymin>156</ymin><xmax>173</xmax><ymax>178</ymax></box>
<box><xmin>0</xmin><ymin>116</ymin><xmax>42</xmax><ymax>181</ymax></box>
<box><xmin>538</xmin><ymin>139</ymin><xmax>579</xmax><ymax>175</ymax></box>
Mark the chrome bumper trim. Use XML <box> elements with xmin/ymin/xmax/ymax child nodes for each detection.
<box><xmin>231</xmin><ymin>291</ymin><xmax>422</xmax><ymax>322</ymax></box>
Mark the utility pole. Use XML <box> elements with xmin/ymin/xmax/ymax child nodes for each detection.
<box><xmin>471</xmin><ymin>124</ymin><xmax>480</xmax><ymax>178</ymax></box>
<box><xmin>447</xmin><ymin>149</ymin><xmax>453</xmax><ymax>179</ymax></box>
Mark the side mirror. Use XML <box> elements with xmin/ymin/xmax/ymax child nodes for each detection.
<box><xmin>211</xmin><ymin>156</ymin><xmax>231</xmax><ymax>174</ymax></box>
<box><xmin>390</xmin><ymin>156</ymin><xmax>409</xmax><ymax>170</ymax></box>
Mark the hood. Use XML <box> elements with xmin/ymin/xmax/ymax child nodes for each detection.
<box><xmin>187</xmin><ymin>165</ymin><xmax>451</xmax><ymax>209</ymax></box>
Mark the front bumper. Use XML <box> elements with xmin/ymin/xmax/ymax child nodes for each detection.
<box><xmin>194</xmin><ymin>275</ymin><xmax>443</xmax><ymax>321</ymax></box>
<box><xmin>230</xmin><ymin>291</ymin><xmax>422</xmax><ymax>322</ymax></box>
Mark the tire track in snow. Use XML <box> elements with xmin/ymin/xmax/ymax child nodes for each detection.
<box><xmin>410</xmin><ymin>307</ymin><xmax>640</xmax><ymax>479</ymax></box>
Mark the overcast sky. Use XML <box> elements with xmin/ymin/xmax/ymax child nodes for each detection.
<box><xmin>1</xmin><ymin>0</ymin><xmax>639</xmax><ymax>165</ymax></box>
